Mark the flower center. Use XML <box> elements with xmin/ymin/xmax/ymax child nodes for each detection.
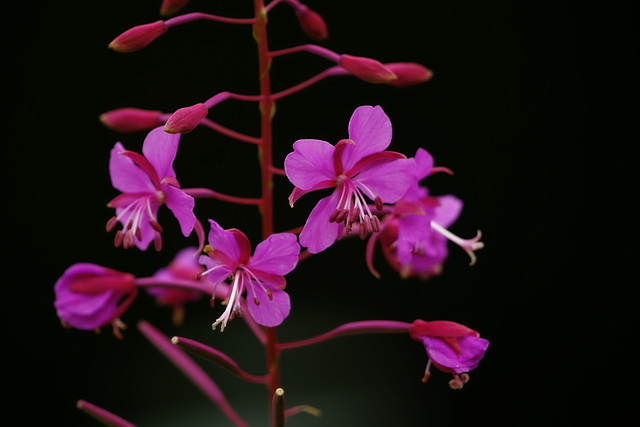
<box><xmin>106</xmin><ymin>192</ymin><xmax>164</xmax><ymax>249</ymax></box>
<box><xmin>330</xmin><ymin>176</ymin><xmax>383</xmax><ymax>239</ymax></box>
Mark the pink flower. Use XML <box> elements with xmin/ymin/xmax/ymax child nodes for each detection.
<box><xmin>368</xmin><ymin>148</ymin><xmax>482</xmax><ymax>278</ymax></box>
<box><xmin>284</xmin><ymin>105</ymin><xmax>416</xmax><ymax>254</ymax></box>
<box><xmin>146</xmin><ymin>247</ymin><xmax>206</xmax><ymax>325</ymax></box>
<box><xmin>409</xmin><ymin>320</ymin><xmax>489</xmax><ymax>389</ymax></box>
<box><xmin>54</xmin><ymin>263</ymin><xmax>137</xmax><ymax>337</ymax></box>
<box><xmin>198</xmin><ymin>220</ymin><xmax>300</xmax><ymax>330</ymax></box>
<box><xmin>164</xmin><ymin>103</ymin><xmax>209</xmax><ymax>134</ymax></box>
<box><xmin>106</xmin><ymin>126</ymin><xmax>196</xmax><ymax>251</ymax></box>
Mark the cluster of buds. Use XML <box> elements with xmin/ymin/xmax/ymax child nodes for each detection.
<box><xmin>55</xmin><ymin>1</ymin><xmax>489</xmax><ymax>425</ymax></box>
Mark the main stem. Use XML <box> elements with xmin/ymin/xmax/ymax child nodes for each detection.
<box><xmin>253</xmin><ymin>0</ymin><xmax>281</xmax><ymax>410</ymax></box>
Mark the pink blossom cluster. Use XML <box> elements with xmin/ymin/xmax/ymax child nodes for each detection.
<box><xmin>54</xmin><ymin>1</ymin><xmax>489</xmax><ymax>425</ymax></box>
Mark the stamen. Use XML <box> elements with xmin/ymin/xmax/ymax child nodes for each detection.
<box><xmin>106</xmin><ymin>216</ymin><xmax>119</xmax><ymax>232</ymax></box>
<box><xmin>421</xmin><ymin>359</ymin><xmax>432</xmax><ymax>383</ymax></box>
<box><xmin>430</xmin><ymin>221</ymin><xmax>484</xmax><ymax>265</ymax></box>
<box><xmin>374</xmin><ymin>195</ymin><xmax>384</xmax><ymax>211</ymax></box>
<box><xmin>448</xmin><ymin>373</ymin><xmax>470</xmax><ymax>390</ymax></box>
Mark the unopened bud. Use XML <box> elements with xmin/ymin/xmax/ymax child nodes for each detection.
<box><xmin>164</xmin><ymin>103</ymin><xmax>208</xmax><ymax>134</ymax></box>
<box><xmin>100</xmin><ymin>108</ymin><xmax>164</xmax><ymax>133</ymax></box>
<box><xmin>160</xmin><ymin>0</ymin><xmax>189</xmax><ymax>16</ymax></box>
<box><xmin>384</xmin><ymin>62</ymin><xmax>433</xmax><ymax>87</ymax></box>
<box><xmin>295</xmin><ymin>6</ymin><xmax>329</xmax><ymax>40</ymax></box>
<box><xmin>109</xmin><ymin>20</ymin><xmax>168</xmax><ymax>53</ymax></box>
<box><xmin>337</xmin><ymin>54</ymin><xmax>397</xmax><ymax>84</ymax></box>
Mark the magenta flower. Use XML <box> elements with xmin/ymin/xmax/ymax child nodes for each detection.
<box><xmin>368</xmin><ymin>148</ymin><xmax>482</xmax><ymax>278</ymax></box>
<box><xmin>409</xmin><ymin>319</ymin><xmax>489</xmax><ymax>389</ymax></box>
<box><xmin>198</xmin><ymin>220</ymin><xmax>300</xmax><ymax>330</ymax></box>
<box><xmin>54</xmin><ymin>263</ymin><xmax>137</xmax><ymax>337</ymax></box>
<box><xmin>106</xmin><ymin>126</ymin><xmax>196</xmax><ymax>251</ymax></box>
<box><xmin>146</xmin><ymin>247</ymin><xmax>206</xmax><ymax>325</ymax></box>
<box><xmin>284</xmin><ymin>105</ymin><xmax>416</xmax><ymax>254</ymax></box>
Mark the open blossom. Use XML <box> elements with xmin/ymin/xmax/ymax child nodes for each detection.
<box><xmin>198</xmin><ymin>220</ymin><xmax>300</xmax><ymax>331</ymax></box>
<box><xmin>54</xmin><ymin>263</ymin><xmax>137</xmax><ymax>338</ymax></box>
<box><xmin>410</xmin><ymin>320</ymin><xmax>489</xmax><ymax>389</ymax></box>
<box><xmin>284</xmin><ymin>105</ymin><xmax>416</xmax><ymax>254</ymax></box>
<box><xmin>146</xmin><ymin>247</ymin><xmax>205</xmax><ymax>325</ymax></box>
<box><xmin>106</xmin><ymin>126</ymin><xmax>196</xmax><ymax>251</ymax></box>
<box><xmin>368</xmin><ymin>148</ymin><xmax>483</xmax><ymax>278</ymax></box>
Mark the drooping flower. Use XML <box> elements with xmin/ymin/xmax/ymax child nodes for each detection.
<box><xmin>198</xmin><ymin>220</ymin><xmax>300</xmax><ymax>330</ymax></box>
<box><xmin>285</xmin><ymin>105</ymin><xmax>416</xmax><ymax>254</ymax></box>
<box><xmin>106</xmin><ymin>126</ymin><xmax>196</xmax><ymax>251</ymax></box>
<box><xmin>54</xmin><ymin>263</ymin><xmax>137</xmax><ymax>338</ymax></box>
<box><xmin>409</xmin><ymin>319</ymin><xmax>489</xmax><ymax>389</ymax></box>
<box><xmin>146</xmin><ymin>247</ymin><xmax>206</xmax><ymax>325</ymax></box>
<box><xmin>367</xmin><ymin>148</ymin><xmax>483</xmax><ymax>278</ymax></box>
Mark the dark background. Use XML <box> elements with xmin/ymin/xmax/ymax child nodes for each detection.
<box><xmin>6</xmin><ymin>0</ymin><xmax>638</xmax><ymax>425</ymax></box>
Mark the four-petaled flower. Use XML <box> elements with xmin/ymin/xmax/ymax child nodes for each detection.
<box><xmin>106</xmin><ymin>126</ymin><xmax>196</xmax><ymax>251</ymax></box>
<box><xmin>410</xmin><ymin>319</ymin><xmax>489</xmax><ymax>389</ymax></box>
<box><xmin>284</xmin><ymin>105</ymin><xmax>416</xmax><ymax>254</ymax></box>
<box><xmin>198</xmin><ymin>219</ymin><xmax>300</xmax><ymax>330</ymax></box>
<box><xmin>54</xmin><ymin>263</ymin><xmax>137</xmax><ymax>338</ymax></box>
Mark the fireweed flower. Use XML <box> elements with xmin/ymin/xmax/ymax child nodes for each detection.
<box><xmin>284</xmin><ymin>105</ymin><xmax>416</xmax><ymax>254</ymax></box>
<box><xmin>146</xmin><ymin>247</ymin><xmax>205</xmax><ymax>325</ymax></box>
<box><xmin>369</xmin><ymin>148</ymin><xmax>483</xmax><ymax>278</ymax></box>
<box><xmin>106</xmin><ymin>126</ymin><xmax>196</xmax><ymax>251</ymax></box>
<box><xmin>54</xmin><ymin>263</ymin><xmax>137</xmax><ymax>337</ymax></box>
<box><xmin>409</xmin><ymin>320</ymin><xmax>489</xmax><ymax>389</ymax></box>
<box><xmin>198</xmin><ymin>220</ymin><xmax>300</xmax><ymax>331</ymax></box>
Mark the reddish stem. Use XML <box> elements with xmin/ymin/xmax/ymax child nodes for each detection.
<box><xmin>253</xmin><ymin>0</ymin><xmax>281</xmax><ymax>412</ymax></box>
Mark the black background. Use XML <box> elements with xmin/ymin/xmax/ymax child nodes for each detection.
<box><xmin>6</xmin><ymin>0</ymin><xmax>638</xmax><ymax>425</ymax></box>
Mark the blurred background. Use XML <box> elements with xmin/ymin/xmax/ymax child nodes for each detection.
<box><xmin>6</xmin><ymin>0</ymin><xmax>638</xmax><ymax>425</ymax></box>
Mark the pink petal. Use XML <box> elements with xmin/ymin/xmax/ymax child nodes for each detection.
<box><xmin>342</xmin><ymin>105</ymin><xmax>392</xmax><ymax>171</ymax></box>
<box><xmin>249</xmin><ymin>233</ymin><xmax>300</xmax><ymax>276</ymax></box>
<box><xmin>424</xmin><ymin>335</ymin><xmax>489</xmax><ymax>374</ymax></box>
<box><xmin>433</xmin><ymin>195</ymin><xmax>463</xmax><ymax>228</ymax></box>
<box><xmin>109</xmin><ymin>142</ymin><xmax>155</xmax><ymax>193</ymax></box>
<box><xmin>299</xmin><ymin>191</ymin><xmax>343</xmax><ymax>254</ymax></box>
<box><xmin>414</xmin><ymin>148</ymin><xmax>434</xmax><ymax>181</ymax></box>
<box><xmin>245</xmin><ymin>287</ymin><xmax>290</xmax><ymax>327</ymax></box>
<box><xmin>163</xmin><ymin>185</ymin><xmax>196</xmax><ymax>237</ymax></box>
<box><xmin>284</xmin><ymin>138</ymin><xmax>337</xmax><ymax>190</ymax></box>
<box><xmin>356</xmin><ymin>157</ymin><xmax>416</xmax><ymax>203</ymax></box>
<box><xmin>206</xmin><ymin>220</ymin><xmax>250</xmax><ymax>266</ymax></box>
<box><xmin>198</xmin><ymin>255</ymin><xmax>233</xmax><ymax>284</ymax></box>
<box><xmin>142</xmin><ymin>126</ymin><xmax>180</xmax><ymax>179</ymax></box>
<box><xmin>396</xmin><ymin>213</ymin><xmax>431</xmax><ymax>264</ymax></box>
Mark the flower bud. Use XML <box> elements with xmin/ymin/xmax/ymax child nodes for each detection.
<box><xmin>295</xmin><ymin>5</ymin><xmax>329</xmax><ymax>40</ymax></box>
<box><xmin>164</xmin><ymin>103</ymin><xmax>208</xmax><ymax>134</ymax></box>
<box><xmin>108</xmin><ymin>20</ymin><xmax>168</xmax><ymax>53</ymax></box>
<box><xmin>100</xmin><ymin>107</ymin><xmax>164</xmax><ymax>133</ymax></box>
<box><xmin>384</xmin><ymin>62</ymin><xmax>434</xmax><ymax>87</ymax></box>
<box><xmin>337</xmin><ymin>54</ymin><xmax>397</xmax><ymax>84</ymax></box>
<box><xmin>160</xmin><ymin>0</ymin><xmax>189</xmax><ymax>16</ymax></box>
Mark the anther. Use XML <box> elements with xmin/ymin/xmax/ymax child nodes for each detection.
<box><xmin>267</xmin><ymin>289</ymin><xmax>273</xmax><ymax>301</ymax></box>
<box><xmin>149</xmin><ymin>219</ymin><xmax>163</xmax><ymax>232</ymax></box>
<box><xmin>254</xmin><ymin>297</ymin><xmax>260</xmax><ymax>306</ymax></box>
<box><xmin>371</xmin><ymin>215</ymin><xmax>381</xmax><ymax>232</ymax></box>
<box><xmin>106</xmin><ymin>216</ymin><xmax>119</xmax><ymax>232</ymax></box>
<box><xmin>374</xmin><ymin>196</ymin><xmax>384</xmax><ymax>211</ymax></box>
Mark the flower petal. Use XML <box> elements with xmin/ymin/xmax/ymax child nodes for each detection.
<box><xmin>206</xmin><ymin>220</ymin><xmax>250</xmax><ymax>266</ymax></box>
<box><xmin>245</xmin><ymin>287</ymin><xmax>290</xmax><ymax>327</ymax></box>
<box><xmin>396</xmin><ymin>213</ymin><xmax>431</xmax><ymax>264</ymax></box>
<box><xmin>342</xmin><ymin>105</ymin><xmax>392</xmax><ymax>171</ymax></box>
<box><xmin>249</xmin><ymin>233</ymin><xmax>300</xmax><ymax>276</ymax></box>
<box><xmin>356</xmin><ymin>157</ymin><xmax>416</xmax><ymax>203</ymax></box>
<box><xmin>284</xmin><ymin>138</ymin><xmax>336</xmax><ymax>190</ymax></box>
<box><xmin>424</xmin><ymin>335</ymin><xmax>489</xmax><ymax>374</ymax></box>
<box><xmin>163</xmin><ymin>185</ymin><xmax>196</xmax><ymax>237</ymax></box>
<box><xmin>142</xmin><ymin>126</ymin><xmax>180</xmax><ymax>179</ymax></box>
<box><xmin>109</xmin><ymin>142</ymin><xmax>155</xmax><ymax>193</ymax></box>
<box><xmin>299</xmin><ymin>191</ymin><xmax>342</xmax><ymax>254</ymax></box>
<box><xmin>433</xmin><ymin>195</ymin><xmax>463</xmax><ymax>228</ymax></box>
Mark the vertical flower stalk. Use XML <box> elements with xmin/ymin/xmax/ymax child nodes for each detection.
<box><xmin>252</xmin><ymin>0</ymin><xmax>281</xmax><ymax>407</ymax></box>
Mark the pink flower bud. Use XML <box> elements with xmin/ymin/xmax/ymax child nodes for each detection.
<box><xmin>160</xmin><ymin>0</ymin><xmax>189</xmax><ymax>16</ymax></box>
<box><xmin>100</xmin><ymin>107</ymin><xmax>164</xmax><ymax>133</ymax></box>
<box><xmin>384</xmin><ymin>62</ymin><xmax>434</xmax><ymax>87</ymax></box>
<box><xmin>295</xmin><ymin>5</ymin><xmax>329</xmax><ymax>40</ymax></box>
<box><xmin>108</xmin><ymin>20</ymin><xmax>168</xmax><ymax>53</ymax></box>
<box><xmin>164</xmin><ymin>103</ymin><xmax>208</xmax><ymax>134</ymax></box>
<box><xmin>337</xmin><ymin>54</ymin><xmax>397</xmax><ymax>84</ymax></box>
